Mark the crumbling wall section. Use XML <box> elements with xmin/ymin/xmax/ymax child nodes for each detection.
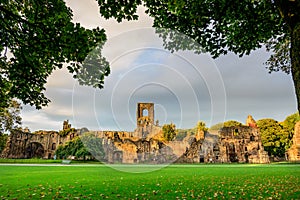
<box><xmin>1</xmin><ymin>130</ymin><xmax>73</xmax><ymax>159</ymax></box>
<box><xmin>218</xmin><ymin>126</ymin><xmax>269</xmax><ymax>163</ymax></box>
<box><xmin>287</xmin><ymin>121</ymin><xmax>300</xmax><ymax>161</ymax></box>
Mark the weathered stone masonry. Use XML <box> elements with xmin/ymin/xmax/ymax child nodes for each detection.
<box><xmin>287</xmin><ymin>121</ymin><xmax>300</xmax><ymax>161</ymax></box>
<box><xmin>1</xmin><ymin>120</ymin><xmax>78</xmax><ymax>159</ymax></box>
<box><xmin>177</xmin><ymin>120</ymin><xmax>269</xmax><ymax>164</ymax></box>
<box><xmin>1</xmin><ymin>103</ymin><xmax>271</xmax><ymax>164</ymax></box>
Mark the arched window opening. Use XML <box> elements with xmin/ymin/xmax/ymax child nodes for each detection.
<box><xmin>52</xmin><ymin>143</ymin><xmax>56</xmax><ymax>150</ymax></box>
<box><xmin>143</xmin><ymin>109</ymin><xmax>148</xmax><ymax>117</ymax></box>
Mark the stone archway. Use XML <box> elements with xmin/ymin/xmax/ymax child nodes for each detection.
<box><xmin>113</xmin><ymin>151</ymin><xmax>123</xmax><ymax>163</ymax></box>
<box><xmin>26</xmin><ymin>142</ymin><xmax>45</xmax><ymax>158</ymax></box>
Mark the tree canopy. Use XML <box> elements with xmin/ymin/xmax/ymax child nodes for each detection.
<box><xmin>223</xmin><ymin>120</ymin><xmax>243</xmax><ymax>128</ymax></box>
<box><xmin>196</xmin><ymin>121</ymin><xmax>208</xmax><ymax>132</ymax></box>
<box><xmin>1</xmin><ymin>1</ymin><xmax>299</xmax><ymax>112</ymax></box>
<box><xmin>1</xmin><ymin>0</ymin><xmax>109</xmax><ymax>109</ymax></box>
<box><xmin>0</xmin><ymin>133</ymin><xmax>8</xmax><ymax>153</ymax></box>
<box><xmin>0</xmin><ymin>100</ymin><xmax>21</xmax><ymax>134</ymax></box>
<box><xmin>80</xmin><ymin>132</ymin><xmax>105</xmax><ymax>161</ymax></box>
<box><xmin>209</xmin><ymin>120</ymin><xmax>243</xmax><ymax>131</ymax></box>
<box><xmin>97</xmin><ymin>0</ymin><xmax>300</xmax><ymax>112</ymax></box>
<box><xmin>162</xmin><ymin>123</ymin><xmax>176</xmax><ymax>141</ymax></box>
<box><xmin>257</xmin><ymin>118</ymin><xmax>290</xmax><ymax>158</ymax></box>
<box><xmin>209</xmin><ymin>122</ymin><xmax>225</xmax><ymax>131</ymax></box>
<box><xmin>55</xmin><ymin>133</ymin><xmax>105</xmax><ymax>161</ymax></box>
<box><xmin>281</xmin><ymin>112</ymin><xmax>300</xmax><ymax>139</ymax></box>
<box><xmin>55</xmin><ymin>136</ymin><xmax>91</xmax><ymax>160</ymax></box>
<box><xmin>0</xmin><ymin>100</ymin><xmax>21</xmax><ymax>152</ymax></box>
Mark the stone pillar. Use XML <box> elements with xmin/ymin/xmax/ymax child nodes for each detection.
<box><xmin>287</xmin><ymin>121</ymin><xmax>300</xmax><ymax>161</ymax></box>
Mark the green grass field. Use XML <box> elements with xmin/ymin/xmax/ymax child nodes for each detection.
<box><xmin>0</xmin><ymin>164</ymin><xmax>299</xmax><ymax>199</ymax></box>
<box><xmin>0</xmin><ymin>158</ymin><xmax>101</xmax><ymax>164</ymax></box>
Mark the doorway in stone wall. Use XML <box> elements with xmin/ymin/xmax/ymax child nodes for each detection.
<box><xmin>244</xmin><ymin>152</ymin><xmax>249</xmax><ymax>163</ymax></box>
<box><xmin>200</xmin><ymin>155</ymin><xmax>204</xmax><ymax>163</ymax></box>
<box><xmin>26</xmin><ymin>142</ymin><xmax>45</xmax><ymax>158</ymax></box>
<box><xmin>113</xmin><ymin>151</ymin><xmax>123</xmax><ymax>163</ymax></box>
<box><xmin>228</xmin><ymin>143</ymin><xmax>238</xmax><ymax>162</ymax></box>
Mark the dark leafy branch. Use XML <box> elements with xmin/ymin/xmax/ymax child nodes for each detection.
<box><xmin>1</xmin><ymin>0</ymin><xmax>109</xmax><ymax>109</ymax></box>
<box><xmin>96</xmin><ymin>0</ymin><xmax>300</xmax><ymax>112</ymax></box>
<box><xmin>1</xmin><ymin>0</ymin><xmax>300</xmax><ymax>113</ymax></box>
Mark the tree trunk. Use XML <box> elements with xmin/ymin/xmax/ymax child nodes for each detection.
<box><xmin>290</xmin><ymin>22</ymin><xmax>300</xmax><ymax>113</ymax></box>
<box><xmin>275</xmin><ymin>0</ymin><xmax>300</xmax><ymax>112</ymax></box>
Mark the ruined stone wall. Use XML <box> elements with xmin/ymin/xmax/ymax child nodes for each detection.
<box><xmin>1</xmin><ymin>130</ymin><xmax>77</xmax><ymax>159</ymax></box>
<box><xmin>98</xmin><ymin>130</ymin><xmax>177</xmax><ymax>164</ymax></box>
<box><xmin>96</xmin><ymin>128</ymin><xmax>162</xmax><ymax>142</ymax></box>
<box><xmin>97</xmin><ymin>131</ymin><xmax>135</xmax><ymax>140</ymax></box>
<box><xmin>1</xmin><ymin>105</ymin><xmax>272</xmax><ymax>165</ymax></box>
<box><xmin>176</xmin><ymin>131</ymin><xmax>219</xmax><ymax>163</ymax></box>
<box><xmin>287</xmin><ymin>121</ymin><xmax>300</xmax><ymax>161</ymax></box>
<box><xmin>176</xmin><ymin>139</ymin><xmax>203</xmax><ymax>163</ymax></box>
<box><xmin>92</xmin><ymin>120</ymin><xmax>180</xmax><ymax>164</ymax></box>
<box><xmin>166</xmin><ymin>141</ymin><xmax>190</xmax><ymax>158</ymax></box>
<box><xmin>218</xmin><ymin>126</ymin><xmax>269</xmax><ymax>163</ymax></box>
<box><xmin>176</xmin><ymin>126</ymin><xmax>269</xmax><ymax>164</ymax></box>
<box><xmin>1</xmin><ymin>103</ymin><xmax>168</xmax><ymax>163</ymax></box>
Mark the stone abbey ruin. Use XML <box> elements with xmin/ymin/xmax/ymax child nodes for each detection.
<box><xmin>287</xmin><ymin>121</ymin><xmax>300</xmax><ymax>161</ymax></box>
<box><xmin>1</xmin><ymin>103</ymin><xmax>300</xmax><ymax>163</ymax></box>
<box><xmin>1</xmin><ymin>120</ymin><xmax>80</xmax><ymax>159</ymax></box>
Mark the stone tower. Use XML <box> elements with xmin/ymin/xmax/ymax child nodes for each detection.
<box><xmin>63</xmin><ymin>120</ymin><xmax>71</xmax><ymax>130</ymax></box>
<box><xmin>246</xmin><ymin>115</ymin><xmax>257</xmax><ymax>128</ymax></box>
<box><xmin>136</xmin><ymin>103</ymin><xmax>154</xmax><ymax>127</ymax></box>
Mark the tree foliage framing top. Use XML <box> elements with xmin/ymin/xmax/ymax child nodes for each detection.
<box><xmin>97</xmin><ymin>0</ymin><xmax>300</xmax><ymax>112</ymax></box>
<box><xmin>0</xmin><ymin>0</ymin><xmax>109</xmax><ymax>109</ymax></box>
<box><xmin>1</xmin><ymin>0</ymin><xmax>299</xmax><ymax>113</ymax></box>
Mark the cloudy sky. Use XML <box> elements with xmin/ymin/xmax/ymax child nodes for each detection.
<box><xmin>21</xmin><ymin>1</ymin><xmax>296</xmax><ymax>132</ymax></box>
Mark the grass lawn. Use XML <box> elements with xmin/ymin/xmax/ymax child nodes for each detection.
<box><xmin>0</xmin><ymin>164</ymin><xmax>299</xmax><ymax>199</ymax></box>
<box><xmin>0</xmin><ymin>158</ymin><xmax>62</xmax><ymax>164</ymax></box>
<box><xmin>0</xmin><ymin>158</ymin><xmax>101</xmax><ymax>164</ymax></box>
